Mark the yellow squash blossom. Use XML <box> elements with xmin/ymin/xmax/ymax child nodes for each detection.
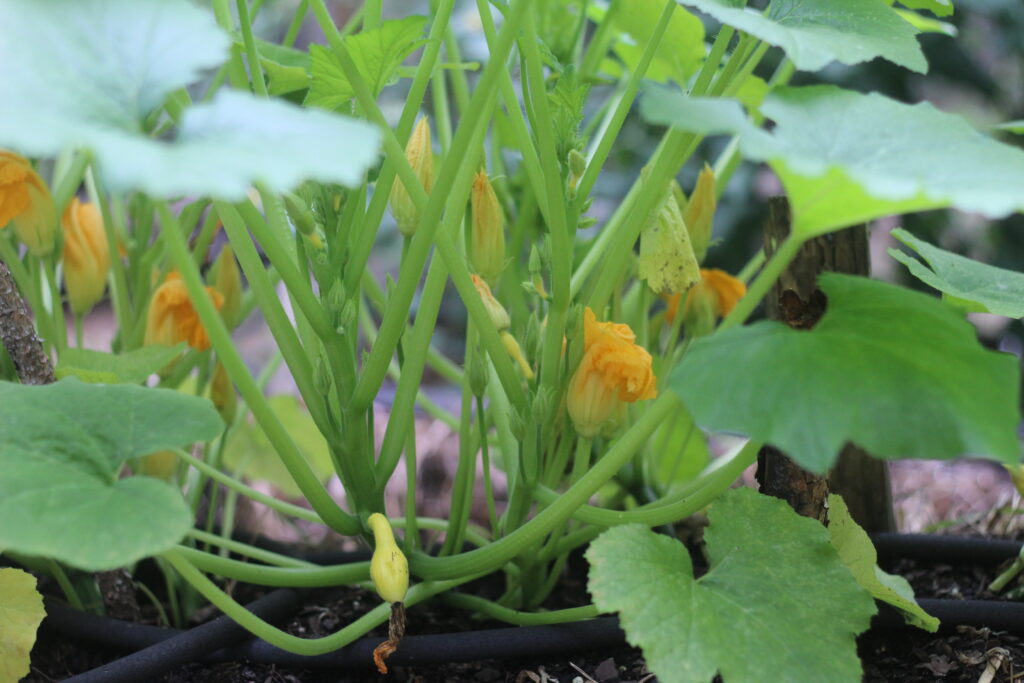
<box><xmin>62</xmin><ymin>198</ymin><xmax>110</xmax><ymax>314</ymax></box>
<box><xmin>685</xmin><ymin>163</ymin><xmax>717</xmax><ymax>262</ymax></box>
<box><xmin>0</xmin><ymin>151</ymin><xmax>56</xmax><ymax>255</ymax></box>
<box><xmin>665</xmin><ymin>268</ymin><xmax>746</xmax><ymax>324</ymax></box>
<box><xmin>470</xmin><ymin>170</ymin><xmax>505</xmax><ymax>284</ymax></box>
<box><xmin>144</xmin><ymin>271</ymin><xmax>224</xmax><ymax>351</ymax></box>
<box><xmin>567</xmin><ymin>307</ymin><xmax>657</xmax><ymax>439</ymax></box>
<box><xmin>389</xmin><ymin>117</ymin><xmax>434</xmax><ymax>237</ymax></box>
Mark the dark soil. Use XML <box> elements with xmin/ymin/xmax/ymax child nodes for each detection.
<box><xmin>24</xmin><ymin>549</ymin><xmax>1024</xmax><ymax>682</ymax></box>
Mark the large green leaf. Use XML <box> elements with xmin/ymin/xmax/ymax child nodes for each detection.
<box><xmin>828</xmin><ymin>495</ymin><xmax>939</xmax><ymax>632</ymax></box>
<box><xmin>0</xmin><ymin>379</ymin><xmax>223</xmax><ymax>570</ymax></box>
<box><xmin>670</xmin><ymin>274</ymin><xmax>1020</xmax><ymax>473</ymax></box>
<box><xmin>56</xmin><ymin>344</ymin><xmax>186</xmax><ymax>384</ymax></box>
<box><xmin>587</xmin><ymin>488</ymin><xmax>875</xmax><ymax>683</ymax></box>
<box><xmin>642</xmin><ymin>85</ymin><xmax>1024</xmax><ymax>237</ymax></box>
<box><xmin>223</xmin><ymin>395</ymin><xmax>335</xmax><ymax>497</ymax></box>
<box><xmin>306</xmin><ymin>16</ymin><xmax>429</xmax><ymax>111</ymax></box>
<box><xmin>679</xmin><ymin>0</ymin><xmax>926</xmax><ymax>73</ymax></box>
<box><xmin>610</xmin><ymin>0</ymin><xmax>705</xmax><ymax>82</ymax></box>
<box><xmin>889</xmin><ymin>228</ymin><xmax>1024</xmax><ymax>318</ymax></box>
<box><xmin>0</xmin><ymin>569</ymin><xmax>46</xmax><ymax>683</ymax></box>
<box><xmin>0</xmin><ymin>0</ymin><xmax>380</xmax><ymax>198</ymax></box>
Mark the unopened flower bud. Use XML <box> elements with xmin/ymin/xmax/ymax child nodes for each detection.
<box><xmin>210</xmin><ymin>361</ymin><xmax>237</xmax><ymax>424</ymax></box>
<box><xmin>470</xmin><ymin>171</ymin><xmax>505</xmax><ymax>285</ymax></box>
<box><xmin>638</xmin><ymin>173</ymin><xmax>700</xmax><ymax>296</ymax></box>
<box><xmin>327</xmin><ymin>280</ymin><xmax>346</xmax><ymax>314</ymax></box>
<box><xmin>532</xmin><ymin>387</ymin><xmax>554</xmax><ymax>424</ymax></box>
<box><xmin>314</xmin><ymin>354</ymin><xmax>334</xmax><ymax>396</ymax></box>
<box><xmin>568</xmin><ymin>149</ymin><xmax>587</xmax><ymax>197</ymax></box>
<box><xmin>471</xmin><ymin>274</ymin><xmax>510</xmax><ymax>331</ymax></box>
<box><xmin>212</xmin><ymin>246</ymin><xmax>243</xmax><ymax>329</ymax></box>
<box><xmin>368</xmin><ymin>513</ymin><xmax>409</xmax><ymax>604</ymax></box>
<box><xmin>564</xmin><ymin>304</ymin><xmax>583</xmax><ymax>343</ymax></box>
<box><xmin>685</xmin><ymin>164</ymin><xmax>717</xmax><ymax>262</ymax></box>
<box><xmin>509</xmin><ymin>408</ymin><xmax>527</xmax><ymax>441</ymax></box>
<box><xmin>390</xmin><ymin>117</ymin><xmax>434</xmax><ymax>237</ymax></box>
<box><xmin>467</xmin><ymin>351</ymin><xmax>489</xmax><ymax>397</ymax></box>
<box><xmin>501</xmin><ymin>331</ymin><xmax>535</xmax><ymax>380</ymax></box>
<box><xmin>0</xmin><ymin>151</ymin><xmax>56</xmax><ymax>256</ymax></box>
<box><xmin>61</xmin><ymin>198</ymin><xmax>110</xmax><ymax>315</ymax></box>
<box><xmin>284</xmin><ymin>192</ymin><xmax>318</xmax><ymax>236</ymax></box>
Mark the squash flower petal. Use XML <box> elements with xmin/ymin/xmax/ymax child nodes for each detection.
<box><xmin>144</xmin><ymin>271</ymin><xmax>224</xmax><ymax>351</ymax></box>
<box><xmin>0</xmin><ymin>151</ymin><xmax>56</xmax><ymax>255</ymax></box>
<box><xmin>568</xmin><ymin>308</ymin><xmax>657</xmax><ymax>439</ymax></box>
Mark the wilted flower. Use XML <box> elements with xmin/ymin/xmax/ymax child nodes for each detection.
<box><xmin>144</xmin><ymin>271</ymin><xmax>224</xmax><ymax>351</ymax></box>
<box><xmin>664</xmin><ymin>268</ymin><xmax>746</xmax><ymax>325</ymax></box>
<box><xmin>390</xmin><ymin>117</ymin><xmax>434</xmax><ymax>237</ymax></box>
<box><xmin>638</xmin><ymin>174</ymin><xmax>699</xmax><ymax>296</ymax></box>
<box><xmin>470</xmin><ymin>171</ymin><xmax>505</xmax><ymax>284</ymax></box>
<box><xmin>62</xmin><ymin>198</ymin><xmax>110</xmax><ymax>314</ymax></box>
<box><xmin>0</xmin><ymin>151</ymin><xmax>56</xmax><ymax>255</ymax></box>
<box><xmin>567</xmin><ymin>308</ymin><xmax>657</xmax><ymax>439</ymax></box>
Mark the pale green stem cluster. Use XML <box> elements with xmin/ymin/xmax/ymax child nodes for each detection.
<box><xmin>6</xmin><ymin>0</ymin><xmax>806</xmax><ymax>653</ymax></box>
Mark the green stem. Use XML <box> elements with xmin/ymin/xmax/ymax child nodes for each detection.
<box><xmin>175</xmin><ymin>448</ymin><xmax>323</xmax><ymax>523</ymax></box>
<box><xmin>575</xmin><ymin>0</ymin><xmax>677</xmax><ymax>206</ymax></box>
<box><xmin>477</xmin><ymin>395</ymin><xmax>499</xmax><ymax>538</ymax></box>
<box><xmin>159</xmin><ymin>205</ymin><xmax>359</xmax><ymax>535</ymax></box>
<box><xmin>282</xmin><ymin>0</ymin><xmax>308</xmax><ymax>46</ymax></box>
<box><xmin>444</xmin><ymin>593</ymin><xmax>600</xmax><ymax>626</ymax></box>
<box><xmin>163</xmin><ymin>547</ymin><xmax>474</xmax><ymax>655</ymax></box>
<box><xmin>171</xmin><ymin>545</ymin><xmax>368</xmax><ymax>587</ymax></box>
<box><xmin>47</xmin><ymin>559</ymin><xmax>84</xmax><ymax>610</ymax></box>
<box><xmin>236</xmin><ymin>0</ymin><xmax>269</xmax><ymax>97</ymax></box>
<box><xmin>410</xmin><ymin>392</ymin><xmax>679</xmax><ymax>580</ymax></box>
<box><xmin>186</xmin><ymin>530</ymin><xmax>317</xmax><ymax>568</ymax></box>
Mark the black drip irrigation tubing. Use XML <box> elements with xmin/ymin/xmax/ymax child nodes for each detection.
<box><xmin>35</xmin><ymin>533</ymin><xmax>1024</xmax><ymax>681</ymax></box>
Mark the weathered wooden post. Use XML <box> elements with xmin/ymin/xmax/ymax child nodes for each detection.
<box><xmin>755</xmin><ymin>197</ymin><xmax>895</xmax><ymax>531</ymax></box>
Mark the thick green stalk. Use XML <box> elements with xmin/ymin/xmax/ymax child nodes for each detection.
<box><xmin>186</xmin><ymin>530</ymin><xmax>316</xmax><ymax>569</ymax></box>
<box><xmin>159</xmin><ymin>205</ymin><xmax>359</xmax><ymax>535</ymax></box>
<box><xmin>574</xmin><ymin>0</ymin><xmax>677</xmax><ymax>207</ymax></box>
<box><xmin>374</xmin><ymin>255</ymin><xmax>449</xmax><ymax>485</ymax></box>
<box><xmin>215</xmin><ymin>202</ymin><xmax>331</xmax><ymax>435</ymax></box>
<box><xmin>171</xmin><ymin>545</ymin><xmax>367</xmax><ymax>587</ymax></box>
<box><xmin>410</xmin><ymin>392</ymin><xmax>679</xmax><ymax>579</ymax></box>
<box><xmin>335</xmin><ymin>0</ymin><xmax>533</xmax><ymax>414</ymax></box>
<box><xmin>236</xmin><ymin>0</ymin><xmax>268</xmax><ymax>97</ymax></box>
<box><xmin>444</xmin><ymin>594</ymin><xmax>599</xmax><ymax>626</ymax></box>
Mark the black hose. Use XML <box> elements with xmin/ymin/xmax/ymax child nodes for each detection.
<box><xmin>59</xmin><ymin>588</ymin><xmax>302</xmax><ymax>683</ymax></box>
<box><xmin>870</xmin><ymin>532</ymin><xmax>1021</xmax><ymax>565</ymax></box>
<box><xmin>211</xmin><ymin>616</ymin><xmax>628</xmax><ymax>669</ymax></box>
<box><xmin>40</xmin><ymin>533</ymin><xmax>1024</xmax><ymax>677</ymax></box>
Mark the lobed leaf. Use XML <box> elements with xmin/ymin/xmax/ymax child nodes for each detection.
<box><xmin>828</xmin><ymin>494</ymin><xmax>939</xmax><ymax>632</ymax></box>
<box><xmin>669</xmin><ymin>274</ymin><xmax>1020</xmax><ymax>473</ymax></box>
<box><xmin>306</xmin><ymin>16</ymin><xmax>429</xmax><ymax>110</ymax></box>
<box><xmin>587</xmin><ymin>488</ymin><xmax>875</xmax><ymax>683</ymax></box>
<box><xmin>679</xmin><ymin>0</ymin><xmax>926</xmax><ymax>73</ymax></box>
<box><xmin>0</xmin><ymin>0</ymin><xmax>380</xmax><ymax>198</ymax></box>
<box><xmin>889</xmin><ymin>228</ymin><xmax>1024</xmax><ymax>318</ymax></box>
<box><xmin>0</xmin><ymin>379</ymin><xmax>223</xmax><ymax>570</ymax></box>
<box><xmin>0</xmin><ymin>569</ymin><xmax>46</xmax><ymax>683</ymax></box>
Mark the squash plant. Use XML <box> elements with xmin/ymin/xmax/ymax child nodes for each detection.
<box><xmin>0</xmin><ymin>0</ymin><xmax>1021</xmax><ymax>681</ymax></box>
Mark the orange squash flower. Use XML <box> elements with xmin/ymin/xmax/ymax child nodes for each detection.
<box><xmin>567</xmin><ymin>308</ymin><xmax>657</xmax><ymax>439</ymax></box>
<box><xmin>0</xmin><ymin>151</ymin><xmax>56</xmax><ymax>255</ymax></box>
<box><xmin>62</xmin><ymin>198</ymin><xmax>110</xmax><ymax>314</ymax></box>
<box><xmin>664</xmin><ymin>268</ymin><xmax>746</xmax><ymax>324</ymax></box>
<box><xmin>144</xmin><ymin>271</ymin><xmax>224</xmax><ymax>351</ymax></box>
